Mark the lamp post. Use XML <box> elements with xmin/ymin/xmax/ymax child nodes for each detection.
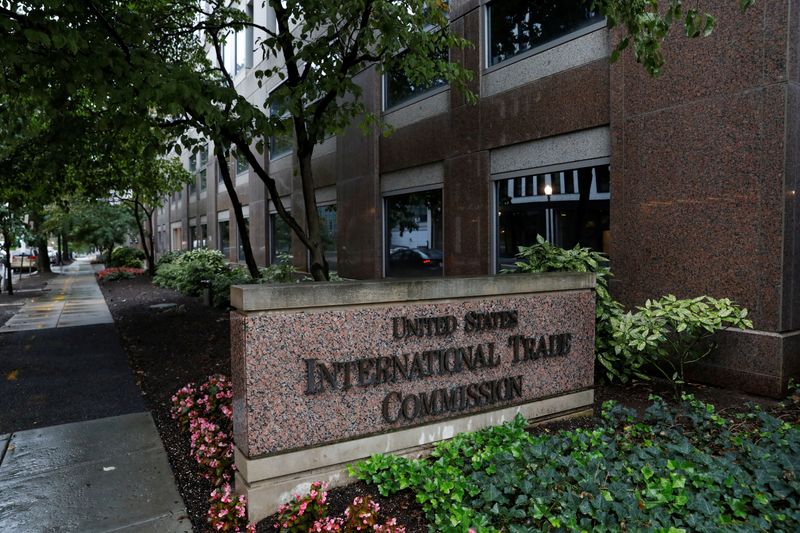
<box><xmin>544</xmin><ymin>184</ymin><xmax>553</xmax><ymax>242</ymax></box>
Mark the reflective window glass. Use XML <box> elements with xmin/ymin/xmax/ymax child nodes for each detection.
<box><xmin>385</xmin><ymin>190</ymin><xmax>443</xmax><ymax>278</ymax></box>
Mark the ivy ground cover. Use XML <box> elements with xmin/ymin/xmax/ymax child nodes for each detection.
<box><xmin>352</xmin><ymin>392</ymin><xmax>800</xmax><ymax>532</ymax></box>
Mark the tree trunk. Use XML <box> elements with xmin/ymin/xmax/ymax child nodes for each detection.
<box><xmin>297</xmin><ymin>151</ymin><xmax>329</xmax><ymax>281</ymax></box>
<box><xmin>215</xmin><ymin>145</ymin><xmax>261</xmax><ymax>279</ymax></box>
<box><xmin>132</xmin><ymin>197</ymin><xmax>155</xmax><ymax>275</ymax></box>
<box><xmin>30</xmin><ymin>210</ymin><xmax>52</xmax><ymax>274</ymax></box>
<box><xmin>63</xmin><ymin>234</ymin><xmax>70</xmax><ymax>263</ymax></box>
<box><xmin>3</xmin><ymin>231</ymin><xmax>13</xmax><ymax>295</ymax></box>
<box><xmin>57</xmin><ymin>233</ymin><xmax>63</xmax><ymax>265</ymax></box>
<box><xmin>146</xmin><ymin>207</ymin><xmax>156</xmax><ymax>276</ymax></box>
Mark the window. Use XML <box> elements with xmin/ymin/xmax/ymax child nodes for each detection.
<box><xmin>172</xmin><ymin>226</ymin><xmax>183</xmax><ymax>251</ymax></box>
<box><xmin>384</xmin><ymin>47</ymin><xmax>448</xmax><ymax>109</ymax></box>
<box><xmin>218</xmin><ymin>219</ymin><xmax>230</xmax><ymax>257</ymax></box>
<box><xmin>270</xmin><ymin>213</ymin><xmax>292</xmax><ymax>262</ymax></box>
<box><xmin>487</xmin><ymin>0</ymin><xmax>603</xmax><ymax>66</ymax></box>
<box><xmin>269</xmin><ymin>91</ymin><xmax>293</xmax><ymax>160</ymax></box>
<box><xmin>236</xmin><ymin>152</ymin><xmax>249</xmax><ymax>175</ymax></box>
<box><xmin>385</xmin><ymin>189</ymin><xmax>443</xmax><ymax>278</ymax></box>
<box><xmin>318</xmin><ymin>204</ymin><xmax>337</xmax><ymax>272</ymax></box>
<box><xmin>199</xmin><ymin>144</ymin><xmax>208</xmax><ymax>192</ymax></box>
<box><xmin>221</xmin><ymin>38</ymin><xmax>236</xmax><ymax>75</ymax></box>
<box><xmin>495</xmin><ymin>162</ymin><xmax>610</xmax><ymax>272</ymax></box>
<box><xmin>235</xmin><ymin>28</ymin><xmax>246</xmax><ymax>75</ymax></box>
<box><xmin>189</xmin><ymin>224</ymin><xmax>197</xmax><ymax>250</ymax></box>
<box><xmin>188</xmin><ymin>157</ymin><xmax>197</xmax><ymax>194</ymax></box>
<box><xmin>238</xmin><ymin>216</ymin><xmax>251</xmax><ymax>261</ymax></box>
<box><xmin>200</xmin><ymin>223</ymin><xmax>208</xmax><ymax>248</ymax></box>
<box><xmin>234</xmin><ymin>2</ymin><xmax>255</xmax><ymax>76</ymax></box>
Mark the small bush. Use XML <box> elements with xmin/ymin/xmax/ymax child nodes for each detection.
<box><xmin>609</xmin><ymin>295</ymin><xmax>753</xmax><ymax>392</ymax></box>
<box><xmin>153</xmin><ymin>248</ymin><xmax>228</xmax><ymax>296</ymax></box>
<box><xmin>260</xmin><ymin>253</ymin><xmax>299</xmax><ymax>283</ymax></box>
<box><xmin>156</xmin><ymin>249</ymin><xmax>186</xmax><ymax>268</ymax></box>
<box><xmin>509</xmin><ymin>235</ymin><xmax>626</xmax><ymax>381</ymax></box>
<box><xmin>107</xmin><ymin>246</ymin><xmax>145</xmax><ymax>268</ymax></box>
<box><xmin>509</xmin><ymin>237</ymin><xmax>753</xmax><ymax>389</ymax></box>
<box><xmin>152</xmin><ymin>261</ymin><xmax>183</xmax><ymax>290</ymax></box>
<box><xmin>211</xmin><ymin>266</ymin><xmax>253</xmax><ymax>308</ymax></box>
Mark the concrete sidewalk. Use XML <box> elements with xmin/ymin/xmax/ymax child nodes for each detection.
<box><xmin>0</xmin><ymin>259</ymin><xmax>191</xmax><ymax>532</ymax></box>
<box><xmin>1</xmin><ymin>261</ymin><xmax>112</xmax><ymax>332</ymax></box>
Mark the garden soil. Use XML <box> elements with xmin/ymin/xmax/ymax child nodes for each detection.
<box><xmin>95</xmin><ymin>276</ymin><xmax>781</xmax><ymax>533</ymax></box>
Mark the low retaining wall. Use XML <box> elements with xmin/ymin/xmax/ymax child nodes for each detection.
<box><xmin>230</xmin><ymin>272</ymin><xmax>596</xmax><ymax>522</ymax></box>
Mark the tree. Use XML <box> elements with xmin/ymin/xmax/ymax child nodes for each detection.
<box><xmin>0</xmin><ymin>203</ymin><xmax>28</xmax><ymax>295</ymax></box>
<box><xmin>69</xmin><ymin>200</ymin><xmax>137</xmax><ymax>260</ymax></box>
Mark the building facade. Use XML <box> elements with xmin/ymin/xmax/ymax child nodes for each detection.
<box><xmin>153</xmin><ymin>0</ymin><xmax>799</xmax><ymax>397</ymax></box>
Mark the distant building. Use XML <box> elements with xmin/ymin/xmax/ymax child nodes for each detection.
<box><xmin>153</xmin><ymin>1</ymin><xmax>799</xmax><ymax>397</ymax></box>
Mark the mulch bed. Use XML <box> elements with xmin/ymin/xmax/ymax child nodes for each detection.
<box><xmin>99</xmin><ymin>275</ymin><xmax>782</xmax><ymax>533</ymax></box>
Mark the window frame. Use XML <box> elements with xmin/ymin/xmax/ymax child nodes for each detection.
<box><xmin>382</xmin><ymin>48</ymin><xmax>451</xmax><ymax>112</ymax></box>
<box><xmin>491</xmin><ymin>157</ymin><xmax>610</xmax><ymax>273</ymax></box>
<box><xmin>382</xmin><ymin>185</ymin><xmax>444</xmax><ymax>279</ymax></box>
<box><xmin>483</xmin><ymin>0</ymin><xmax>606</xmax><ymax>73</ymax></box>
<box><xmin>268</xmin><ymin>86</ymin><xmax>293</xmax><ymax>161</ymax></box>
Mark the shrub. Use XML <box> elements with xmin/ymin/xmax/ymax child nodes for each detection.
<box><xmin>107</xmin><ymin>246</ymin><xmax>145</xmax><ymax>268</ymax></box>
<box><xmin>153</xmin><ymin>248</ymin><xmax>228</xmax><ymax>296</ymax></box>
<box><xmin>260</xmin><ymin>253</ymin><xmax>299</xmax><ymax>283</ymax></box>
<box><xmin>509</xmin><ymin>235</ymin><xmax>626</xmax><ymax>381</ymax></box>
<box><xmin>210</xmin><ymin>254</ymin><xmax>301</xmax><ymax>308</ymax></box>
<box><xmin>609</xmin><ymin>295</ymin><xmax>753</xmax><ymax>393</ymax></box>
<box><xmin>509</xmin><ymin>237</ymin><xmax>753</xmax><ymax>389</ymax></box>
<box><xmin>156</xmin><ymin>249</ymin><xmax>185</xmax><ymax>268</ymax></box>
<box><xmin>96</xmin><ymin>267</ymin><xmax>145</xmax><ymax>282</ymax></box>
<box><xmin>176</xmin><ymin>248</ymin><xmax>229</xmax><ymax>296</ymax></box>
<box><xmin>211</xmin><ymin>266</ymin><xmax>253</xmax><ymax>308</ymax></box>
<box><xmin>152</xmin><ymin>261</ymin><xmax>183</xmax><ymax>290</ymax></box>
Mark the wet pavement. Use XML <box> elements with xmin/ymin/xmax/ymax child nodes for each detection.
<box><xmin>0</xmin><ymin>259</ymin><xmax>190</xmax><ymax>532</ymax></box>
<box><xmin>1</xmin><ymin>262</ymin><xmax>112</xmax><ymax>332</ymax></box>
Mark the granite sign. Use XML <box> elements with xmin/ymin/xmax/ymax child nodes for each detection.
<box><xmin>230</xmin><ymin>273</ymin><xmax>595</xmax><ymax>521</ymax></box>
<box><xmin>303</xmin><ymin>310</ymin><xmax>574</xmax><ymax>424</ymax></box>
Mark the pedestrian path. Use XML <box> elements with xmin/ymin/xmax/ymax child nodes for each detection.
<box><xmin>0</xmin><ymin>261</ymin><xmax>112</xmax><ymax>332</ymax></box>
<box><xmin>0</xmin><ymin>258</ymin><xmax>190</xmax><ymax>532</ymax></box>
<box><xmin>0</xmin><ymin>414</ymin><xmax>190</xmax><ymax>532</ymax></box>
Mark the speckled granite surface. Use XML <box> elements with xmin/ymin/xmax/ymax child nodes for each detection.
<box><xmin>232</xmin><ymin>290</ymin><xmax>594</xmax><ymax>458</ymax></box>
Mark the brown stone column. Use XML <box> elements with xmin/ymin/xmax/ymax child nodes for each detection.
<box><xmin>336</xmin><ymin>66</ymin><xmax>382</xmax><ymax>279</ymax></box>
<box><xmin>610</xmin><ymin>0</ymin><xmax>799</xmax><ymax>397</ymax></box>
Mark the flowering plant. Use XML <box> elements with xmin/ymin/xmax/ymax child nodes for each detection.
<box><xmin>208</xmin><ymin>483</ymin><xmax>255</xmax><ymax>532</ymax></box>
<box><xmin>276</xmin><ymin>483</ymin><xmax>405</xmax><ymax>533</ymax></box>
<box><xmin>172</xmin><ymin>375</ymin><xmax>254</xmax><ymax>531</ymax></box>
<box><xmin>275</xmin><ymin>481</ymin><xmax>329</xmax><ymax>532</ymax></box>
<box><xmin>96</xmin><ymin>267</ymin><xmax>145</xmax><ymax>282</ymax></box>
<box><xmin>171</xmin><ymin>374</ymin><xmax>236</xmax><ymax>485</ymax></box>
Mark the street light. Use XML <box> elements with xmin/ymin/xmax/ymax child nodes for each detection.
<box><xmin>544</xmin><ymin>184</ymin><xmax>553</xmax><ymax>242</ymax></box>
